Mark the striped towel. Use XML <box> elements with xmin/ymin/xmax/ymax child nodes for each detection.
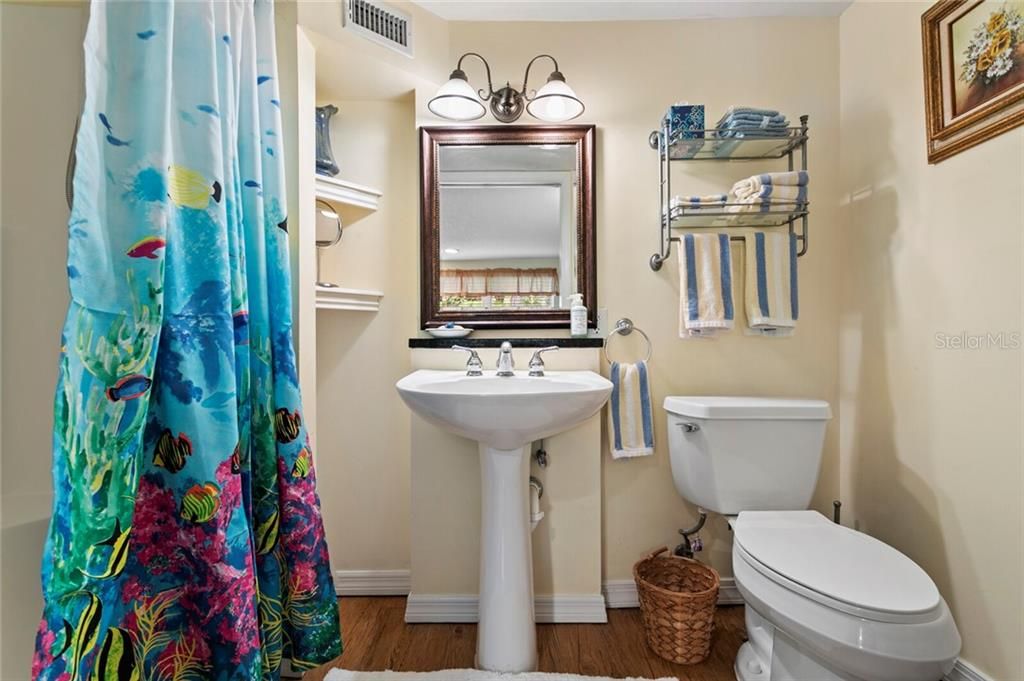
<box><xmin>715</xmin><ymin>106</ymin><xmax>783</xmax><ymax>123</ymax></box>
<box><xmin>668</xmin><ymin>194</ymin><xmax>728</xmax><ymax>217</ymax></box>
<box><xmin>731</xmin><ymin>171</ymin><xmax>808</xmax><ymax>198</ymax></box>
<box><xmin>744</xmin><ymin>232</ymin><xmax>799</xmax><ymax>337</ymax></box>
<box><xmin>608</xmin><ymin>361</ymin><xmax>654</xmax><ymax>459</ymax></box>
<box><xmin>678</xmin><ymin>233</ymin><xmax>734</xmax><ymax>338</ymax></box>
<box><xmin>732</xmin><ymin>183</ymin><xmax>808</xmax><ymax>203</ymax></box>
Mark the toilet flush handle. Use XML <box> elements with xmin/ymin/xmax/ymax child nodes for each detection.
<box><xmin>679</xmin><ymin>422</ymin><xmax>700</xmax><ymax>433</ymax></box>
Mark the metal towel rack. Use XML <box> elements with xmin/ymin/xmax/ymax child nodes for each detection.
<box><xmin>604</xmin><ymin>318</ymin><xmax>652</xmax><ymax>364</ymax></box>
<box><xmin>649</xmin><ymin>114</ymin><xmax>811</xmax><ymax>272</ymax></box>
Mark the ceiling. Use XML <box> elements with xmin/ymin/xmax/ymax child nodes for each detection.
<box><xmin>410</xmin><ymin>1</ymin><xmax>853</xmax><ymax>22</ymax></box>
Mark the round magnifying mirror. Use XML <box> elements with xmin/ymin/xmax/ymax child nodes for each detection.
<box><xmin>315</xmin><ymin>199</ymin><xmax>343</xmax><ymax>287</ymax></box>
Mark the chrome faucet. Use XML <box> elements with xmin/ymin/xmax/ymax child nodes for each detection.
<box><xmin>496</xmin><ymin>341</ymin><xmax>515</xmax><ymax>376</ymax></box>
<box><xmin>452</xmin><ymin>345</ymin><xmax>483</xmax><ymax>376</ymax></box>
<box><xmin>528</xmin><ymin>346</ymin><xmax>559</xmax><ymax>377</ymax></box>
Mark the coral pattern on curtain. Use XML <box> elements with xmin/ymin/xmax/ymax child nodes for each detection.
<box><xmin>31</xmin><ymin>1</ymin><xmax>342</xmax><ymax>679</ymax></box>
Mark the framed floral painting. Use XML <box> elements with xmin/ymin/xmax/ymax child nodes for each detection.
<box><xmin>923</xmin><ymin>0</ymin><xmax>1024</xmax><ymax>162</ymax></box>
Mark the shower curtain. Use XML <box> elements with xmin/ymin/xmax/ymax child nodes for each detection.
<box><xmin>32</xmin><ymin>2</ymin><xmax>342</xmax><ymax>679</ymax></box>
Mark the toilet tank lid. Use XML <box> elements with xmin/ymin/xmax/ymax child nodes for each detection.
<box><xmin>663</xmin><ymin>396</ymin><xmax>831</xmax><ymax>420</ymax></box>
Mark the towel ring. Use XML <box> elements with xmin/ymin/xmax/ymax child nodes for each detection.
<box><xmin>604</xmin><ymin>318</ymin><xmax>653</xmax><ymax>364</ymax></box>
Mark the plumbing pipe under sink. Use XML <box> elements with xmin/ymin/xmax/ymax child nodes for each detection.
<box><xmin>529</xmin><ymin>476</ymin><xmax>544</xmax><ymax>531</ymax></box>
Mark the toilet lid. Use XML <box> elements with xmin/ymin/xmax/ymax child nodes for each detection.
<box><xmin>734</xmin><ymin>511</ymin><xmax>941</xmax><ymax>617</ymax></box>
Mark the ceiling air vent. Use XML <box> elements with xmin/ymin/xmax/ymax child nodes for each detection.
<box><xmin>344</xmin><ymin>0</ymin><xmax>413</xmax><ymax>58</ymax></box>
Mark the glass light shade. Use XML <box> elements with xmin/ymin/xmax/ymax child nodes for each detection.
<box><xmin>428</xmin><ymin>76</ymin><xmax>486</xmax><ymax>121</ymax></box>
<box><xmin>526</xmin><ymin>78</ymin><xmax>584</xmax><ymax>122</ymax></box>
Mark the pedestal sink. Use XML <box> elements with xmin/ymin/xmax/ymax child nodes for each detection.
<box><xmin>396</xmin><ymin>368</ymin><xmax>612</xmax><ymax>672</ymax></box>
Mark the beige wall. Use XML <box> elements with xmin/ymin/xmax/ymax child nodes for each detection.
<box><xmin>315</xmin><ymin>97</ymin><xmax>419</xmax><ymax>572</ymax></box>
<box><xmin>0</xmin><ymin>2</ymin><xmax>87</xmax><ymax>678</ymax></box>
<box><xmin>838</xmin><ymin>2</ymin><xmax>1023</xmax><ymax>679</ymax></box>
<box><xmin>448</xmin><ymin>17</ymin><xmax>844</xmax><ymax>582</ymax></box>
<box><xmin>311</xmin><ymin>12</ymin><xmax>843</xmax><ymax>591</ymax></box>
<box><xmin>298</xmin><ymin>0</ymin><xmax>451</xmax><ymax>577</ymax></box>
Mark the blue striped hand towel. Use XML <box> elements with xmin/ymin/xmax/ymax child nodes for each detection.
<box><xmin>678</xmin><ymin>233</ymin><xmax>735</xmax><ymax>338</ymax></box>
<box><xmin>744</xmin><ymin>232</ymin><xmax>799</xmax><ymax>336</ymax></box>
<box><xmin>732</xmin><ymin>171</ymin><xmax>808</xmax><ymax>198</ymax></box>
<box><xmin>732</xmin><ymin>183</ymin><xmax>808</xmax><ymax>203</ymax></box>
<box><xmin>608</xmin><ymin>360</ymin><xmax>654</xmax><ymax>459</ymax></box>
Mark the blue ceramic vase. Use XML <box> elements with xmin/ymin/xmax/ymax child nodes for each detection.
<box><xmin>315</xmin><ymin>104</ymin><xmax>340</xmax><ymax>176</ymax></box>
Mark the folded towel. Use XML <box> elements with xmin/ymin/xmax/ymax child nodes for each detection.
<box><xmin>725</xmin><ymin>200</ymin><xmax>804</xmax><ymax>214</ymax></box>
<box><xmin>732</xmin><ymin>183</ymin><xmax>808</xmax><ymax>203</ymax></box>
<box><xmin>678</xmin><ymin>233</ymin><xmax>734</xmax><ymax>338</ymax></box>
<box><xmin>669</xmin><ymin>194</ymin><xmax>728</xmax><ymax>213</ymax></box>
<box><xmin>718</xmin><ymin>115</ymin><xmax>789</xmax><ymax>129</ymax></box>
<box><xmin>717</xmin><ymin>128</ymin><xmax>792</xmax><ymax>139</ymax></box>
<box><xmin>744</xmin><ymin>232</ymin><xmax>798</xmax><ymax>336</ymax></box>
<box><xmin>717</xmin><ymin>106</ymin><xmax>782</xmax><ymax>122</ymax></box>
<box><xmin>726</xmin><ymin>201</ymin><xmax>804</xmax><ymax>214</ymax></box>
<box><xmin>731</xmin><ymin>171</ymin><xmax>809</xmax><ymax>197</ymax></box>
<box><xmin>608</xmin><ymin>360</ymin><xmax>654</xmax><ymax>459</ymax></box>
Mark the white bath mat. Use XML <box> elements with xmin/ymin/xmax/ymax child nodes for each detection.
<box><xmin>323</xmin><ymin>670</ymin><xmax>674</xmax><ymax>681</ymax></box>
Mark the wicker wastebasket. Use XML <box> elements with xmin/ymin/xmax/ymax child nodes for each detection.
<box><xmin>633</xmin><ymin>546</ymin><xmax>720</xmax><ymax>665</ymax></box>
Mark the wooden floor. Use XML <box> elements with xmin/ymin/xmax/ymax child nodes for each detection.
<box><xmin>304</xmin><ymin>597</ymin><xmax>746</xmax><ymax>681</ymax></box>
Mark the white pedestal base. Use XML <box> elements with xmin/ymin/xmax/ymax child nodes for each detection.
<box><xmin>476</xmin><ymin>443</ymin><xmax>537</xmax><ymax>673</ymax></box>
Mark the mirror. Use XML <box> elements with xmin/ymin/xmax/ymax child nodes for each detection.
<box><xmin>420</xmin><ymin>125</ymin><xmax>595</xmax><ymax>328</ymax></box>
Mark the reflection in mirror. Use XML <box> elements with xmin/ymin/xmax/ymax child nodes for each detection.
<box><xmin>438</xmin><ymin>144</ymin><xmax>577</xmax><ymax>313</ymax></box>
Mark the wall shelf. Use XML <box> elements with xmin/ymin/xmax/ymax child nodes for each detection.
<box><xmin>652</xmin><ymin>128</ymin><xmax>808</xmax><ymax>161</ymax></box>
<box><xmin>649</xmin><ymin>114</ymin><xmax>810</xmax><ymax>271</ymax></box>
<box><xmin>315</xmin><ymin>175</ymin><xmax>383</xmax><ymax>224</ymax></box>
<box><xmin>667</xmin><ymin>205</ymin><xmax>809</xmax><ymax>229</ymax></box>
<box><xmin>315</xmin><ymin>285</ymin><xmax>383</xmax><ymax>312</ymax></box>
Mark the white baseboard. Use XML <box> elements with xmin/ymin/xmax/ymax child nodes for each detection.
<box><xmin>405</xmin><ymin>593</ymin><xmax>608</xmax><ymax>624</ymax></box>
<box><xmin>602</xmin><ymin>579</ymin><xmax>641</xmax><ymax>608</ymax></box>
<box><xmin>334</xmin><ymin>569</ymin><xmax>411</xmax><ymax>596</ymax></box>
<box><xmin>945</xmin><ymin>659</ymin><xmax>993</xmax><ymax>681</ymax></box>
<box><xmin>602</xmin><ymin>577</ymin><xmax>743</xmax><ymax>608</ymax></box>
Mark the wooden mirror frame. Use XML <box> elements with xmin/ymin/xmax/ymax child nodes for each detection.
<box><xmin>420</xmin><ymin>125</ymin><xmax>596</xmax><ymax>329</ymax></box>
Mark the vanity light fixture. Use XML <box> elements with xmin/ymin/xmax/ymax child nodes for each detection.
<box><xmin>428</xmin><ymin>53</ymin><xmax>585</xmax><ymax>124</ymax></box>
<box><xmin>444</xmin><ymin>248</ymin><xmax>461</xmax><ymax>254</ymax></box>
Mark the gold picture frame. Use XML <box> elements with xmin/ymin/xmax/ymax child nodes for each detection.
<box><xmin>923</xmin><ymin>0</ymin><xmax>1024</xmax><ymax>163</ymax></box>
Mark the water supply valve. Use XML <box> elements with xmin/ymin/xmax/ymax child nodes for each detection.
<box><xmin>674</xmin><ymin>509</ymin><xmax>708</xmax><ymax>559</ymax></box>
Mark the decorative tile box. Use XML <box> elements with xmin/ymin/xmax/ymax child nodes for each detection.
<box><xmin>663</xmin><ymin>103</ymin><xmax>705</xmax><ymax>159</ymax></box>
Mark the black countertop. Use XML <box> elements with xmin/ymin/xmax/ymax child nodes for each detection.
<box><xmin>408</xmin><ymin>337</ymin><xmax>604</xmax><ymax>349</ymax></box>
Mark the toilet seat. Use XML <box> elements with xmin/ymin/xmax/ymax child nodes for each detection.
<box><xmin>733</xmin><ymin>511</ymin><xmax>941</xmax><ymax>623</ymax></box>
<box><xmin>732</xmin><ymin>510</ymin><xmax>961</xmax><ymax>681</ymax></box>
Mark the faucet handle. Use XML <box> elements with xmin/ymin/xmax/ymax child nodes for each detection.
<box><xmin>452</xmin><ymin>345</ymin><xmax>483</xmax><ymax>376</ymax></box>
<box><xmin>528</xmin><ymin>346</ymin><xmax>559</xmax><ymax>377</ymax></box>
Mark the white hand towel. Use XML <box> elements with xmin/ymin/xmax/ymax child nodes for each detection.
<box><xmin>744</xmin><ymin>232</ymin><xmax>798</xmax><ymax>336</ymax></box>
<box><xmin>731</xmin><ymin>170</ymin><xmax>808</xmax><ymax>198</ymax></box>
<box><xmin>678</xmin><ymin>233</ymin><xmax>734</xmax><ymax>338</ymax></box>
<box><xmin>608</xmin><ymin>360</ymin><xmax>655</xmax><ymax>459</ymax></box>
<box><xmin>732</xmin><ymin>183</ymin><xmax>808</xmax><ymax>203</ymax></box>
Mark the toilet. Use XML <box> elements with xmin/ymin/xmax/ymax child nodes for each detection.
<box><xmin>664</xmin><ymin>396</ymin><xmax>961</xmax><ymax>681</ymax></box>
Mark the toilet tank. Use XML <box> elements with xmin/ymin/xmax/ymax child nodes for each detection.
<box><xmin>664</xmin><ymin>397</ymin><xmax>831</xmax><ymax>515</ymax></box>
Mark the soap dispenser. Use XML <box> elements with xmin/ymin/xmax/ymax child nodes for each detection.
<box><xmin>569</xmin><ymin>293</ymin><xmax>588</xmax><ymax>337</ymax></box>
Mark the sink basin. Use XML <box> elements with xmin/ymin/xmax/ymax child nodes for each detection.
<box><xmin>396</xmin><ymin>368</ymin><xmax>612</xmax><ymax>673</ymax></box>
<box><xmin>396</xmin><ymin>370</ymin><xmax>613</xmax><ymax>449</ymax></box>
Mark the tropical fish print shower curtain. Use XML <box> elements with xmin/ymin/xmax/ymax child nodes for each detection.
<box><xmin>31</xmin><ymin>1</ymin><xmax>342</xmax><ymax>679</ymax></box>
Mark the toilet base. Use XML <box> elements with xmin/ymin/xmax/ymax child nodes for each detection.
<box><xmin>737</xmin><ymin>607</ymin><xmax>859</xmax><ymax>681</ymax></box>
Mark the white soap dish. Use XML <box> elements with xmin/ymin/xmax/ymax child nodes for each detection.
<box><xmin>426</xmin><ymin>325</ymin><xmax>472</xmax><ymax>339</ymax></box>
